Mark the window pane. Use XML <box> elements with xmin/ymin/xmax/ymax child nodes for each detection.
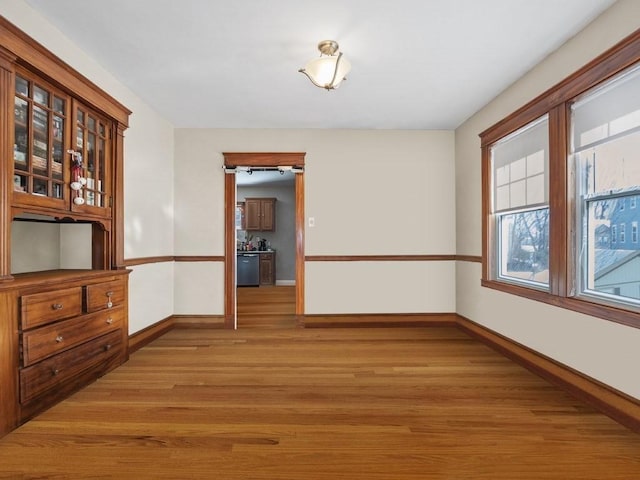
<box><xmin>583</xmin><ymin>197</ymin><xmax>640</xmax><ymax>303</ymax></box>
<box><xmin>510</xmin><ymin>179</ymin><xmax>526</xmax><ymax>207</ymax></box>
<box><xmin>573</xmin><ymin>63</ymin><xmax>640</xmax><ymax>306</ymax></box>
<box><xmin>492</xmin><ymin>115</ymin><xmax>549</xmax><ymax>212</ymax></box>
<box><xmin>498</xmin><ymin>208</ymin><xmax>550</xmax><ymax>287</ymax></box>
<box><xmin>573</xmin><ymin>64</ymin><xmax>640</xmax><ymax>151</ymax></box>
<box><xmin>527</xmin><ymin>174</ymin><xmax>545</xmax><ymax>205</ymax></box>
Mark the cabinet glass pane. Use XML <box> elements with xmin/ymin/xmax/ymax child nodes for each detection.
<box><xmin>33</xmin><ymin>177</ymin><xmax>48</xmax><ymax>196</ymax></box>
<box><xmin>53</xmin><ymin>182</ymin><xmax>63</xmax><ymax>199</ymax></box>
<box><xmin>13</xmin><ymin>174</ymin><xmax>26</xmax><ymax>193</ymax></box>
<box><xmin>98</xmin><ymin>138</ymin><xmax>105</xmax><ymax>206</ymax></box>
<box><xmin>33</xmin><ymin>86</ymin><xmax>49</xmax><ymax>106</ymax></box>
<box><xmin>32</xmin><ymin>106</ymin><xmax>49</xmax><ymax>175</ymax></box>
<box><xmin>14</xmin><ymin>97</ymin><xmax>28</xmax><ymax>124</ymax></box>
<box><xmin>87</xmin><ymin>133</ymin><xmax>95</xmax><ymax>174</ymax></box>
<box><xmin>88</xmin><ymin>116</ymin><xmax>96</xmax><ymax>131</ymax></box>
<box><xmin>77</xmin><ymin>109</ymin><xmax>84</xmax><ymax>125</ymax></box>
<box><xmin>15</xmin><ymin>76</ymin><xmax>28</xmax><ymax>96</ymax></box>
<box><xmin>52</xmin><ymin>114</ymin><xmax>64</xmax><ymax>180</ymax></box>
<box><xmin>53</xmin><ymin>96</ymin><xmax>65</xmax><ymax>114</ymax></box>
<box><xmin>14</xmin><ymin>98</ymin><xmax>28</xmax><ymax>171</ymax></box>
<box><xmin>76</xmin><ymin>127</ymin><xmax>83</xmax><ymax>149</ymax></box>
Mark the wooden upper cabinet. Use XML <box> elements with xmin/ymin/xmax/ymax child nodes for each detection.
<box><xmin>245</xmin><ymin>198</ymin><xmax>275</xmax><ymax>231</ymax></box>
<box><xmin>12</xmin><ymin>70</ymin><xmax>69</xmax><ymax>211</ymax></box>
<box><xmin>69</xmin><ymin>101</ymin><xmax>113</xmax><ymax>217</ymax></box>
<box><xmin>11</xmin><ymin>70</ymin><xmax>115</xmax><ymax>219</ymax></box>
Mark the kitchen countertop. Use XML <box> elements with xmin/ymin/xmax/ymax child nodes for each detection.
<box><xmin>236</xmin><ymin>250</ymin><xmax>275</xmax><ymax>254</ymax></box>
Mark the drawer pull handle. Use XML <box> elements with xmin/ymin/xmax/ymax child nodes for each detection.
<box><xmin>104</xmin><ymin>344</ymin><xmax>112</xmax><ymax>351</ymax></box>
<box><xmin>55</xmin><ymin>335</ymin><xmax>64</xmax><ymax>343</ymax></box>
<box><xmin>52</xmin><ymin>368</ymin><xmax>60</xmax><ymax>376</ymax></box>
<box><xmin>52</xmin><ymin>303</ymin><xmax>63</xmax><ymax>310</ymax></box>
<box><xmin>107</xmin><ymin>301</ymin><xmax>113</xmax><ymax>308</ymax></box>
<box><xmin>106</xmin><ymin>318</ymin><xmax>114</xmax><ymax>325</ymax></box>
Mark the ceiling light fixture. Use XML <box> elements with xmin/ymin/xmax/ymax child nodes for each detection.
<box><xmin>299</xmin><ymin>40</ymin><xmax>351</xmax><ymax>90</ymax></box>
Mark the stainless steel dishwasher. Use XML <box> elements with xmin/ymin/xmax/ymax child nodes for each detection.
<box><xmin>237</xmin><ymin>253</ymin><xmax>259</xmax><ymax>286</ymax></box>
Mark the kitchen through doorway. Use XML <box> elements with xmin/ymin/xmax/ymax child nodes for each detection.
<box><xmin>236</xmin><ymin>169</ymin><xmax>296</xmax><ymax>328</ymax></box>
<box><xmin>222</xmin><ymin>152</ymin><xmax>306</xmax><ymax>329</ymax></box>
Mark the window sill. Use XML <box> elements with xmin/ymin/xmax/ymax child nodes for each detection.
<box><xmin>481</xmin><ymin>278</ymin><xmax>640</xmax><ymax>330</ymax></box>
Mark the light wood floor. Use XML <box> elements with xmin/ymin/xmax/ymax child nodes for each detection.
<box><xmin>0</xmin><ymin>326</ymin><xmax>639</xmax><ymax>479</ymax></box>
<box><xmin>237</xmin><ymin>285</ymin><xmax>298</xmax><ymax>328</ymax></box>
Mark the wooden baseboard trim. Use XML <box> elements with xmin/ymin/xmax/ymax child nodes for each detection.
<box><xmin>456</xmin><ymin>314</ymin><xmax>640</xmax><ymax>433</ymax></box>
<box><xmin>303</xmin><ymin>313</ymin><xmax>458</xmax><ymax>328</ymax></box>
<box><xmin>128</xmin><ymin>316</ymin><xmax>174</xmax><ymax>354</ymax></box>
<box><xmin>172</xmin><ymin>314</ymin><xmax>226</xmax><ymax>329</ymax></box>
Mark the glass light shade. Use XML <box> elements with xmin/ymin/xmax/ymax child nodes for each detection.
<box><xmin>301</xmin><ymin>54</ymin><xmax>351</xmax><ymax>90</ymax></box>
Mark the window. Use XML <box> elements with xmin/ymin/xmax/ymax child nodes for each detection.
<box><xmin>572</xmin><ymin>63</ymin><xmax>640</xmax><ymax>305</ymax></box>
<box><xmin>491</xmin><ymin>116</ymin><xmax>549</xmax><ymax>288</ymax></box>
<box><xmin>481</xmin><ymin>28</ymin><xmax>640</xmax><ymax>329</ymax></box>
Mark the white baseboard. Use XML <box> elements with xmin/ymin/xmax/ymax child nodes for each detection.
<box><xmin>276</xmin><ymin>280</ymin><xmax>296</xmax><ymax>286</ymax></box>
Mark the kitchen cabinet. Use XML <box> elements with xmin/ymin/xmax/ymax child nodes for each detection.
<box><xmin>245</xmin><ymin>198</ymin><xmax>275</xmax><ymax>231</ymax></box>
<box><xmin>0</xmin><ymin>17</ymin><xmax>131</xmax><ymax>438</ymax></box>
<box><xmin>259</xmin><ymin>252</ymin><xmax>275</xmax><ymax>285</ymax></box>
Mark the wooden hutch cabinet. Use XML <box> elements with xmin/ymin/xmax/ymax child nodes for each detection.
<box><xmin>245</xmin><ymin>197</ymin><xmax>275</xmax><ymax>231</ymax></box>
<box><xmin>0</xmin><ymin>18</ymin><xmax>131</xmax><ymax>438</ymax></box>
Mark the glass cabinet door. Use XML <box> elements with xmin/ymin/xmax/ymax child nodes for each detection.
<box><xmin>13</xmin><ymin>73</ymin><xmax>67</xmax><ymax>203</ymax></box>
<box><xmin>72</xmin><ymin>102</ymin><xmax>111</xmax><ymax>212</ymax></box>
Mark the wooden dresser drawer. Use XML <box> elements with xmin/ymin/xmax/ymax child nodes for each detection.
<box><xmin>21</xmin><ymin>307</ymin><xmax>124</xmax><ymax>367</ymax></box>
<box><xmin>86</xmin><ymin>280</ymin><xmax>125</xmax><ymax>313</ymax></box>
<box><xmin>19</xmin><ymin>330</ymin><xmax>122</xmax><ymax>405</ymax></box>
<box><xmin>20</xmin><ymin>287</ymin><xmax>83</xmax><ymax>330</ymax></box>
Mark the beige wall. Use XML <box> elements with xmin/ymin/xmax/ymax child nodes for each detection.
<box><xmin>3</xmin><ymin>0</ymin><xmax>176</xmax><ymax>334</ymax></box>
<box><xmin>455</xmin><ymin>0</ymin><xmax>640</xmax><ymax>399</ymax></box>
<box><xmin>175</xmin><ymin>129</ymin><xmax>456</xmax><ymax>314</ymax></box>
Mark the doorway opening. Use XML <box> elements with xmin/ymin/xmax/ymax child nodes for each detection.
<box><xmin>223</xmin><ymin>153</ymin><xmax>306</xmax><ymax>329</ymax></box>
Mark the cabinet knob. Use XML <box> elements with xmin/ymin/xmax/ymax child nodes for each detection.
<box><xmin>104</xmin><ymin>344</ymin><xmax>112</xmax><ymax>351</ymax></box>
<box><xmin>107</xmin><ymin>301</ymin><xmax>113</xmax><ymax>308</ymax></box>
<box><xmin>51</xmin><ymin>303</ymin><xmax>63</xmax><ymax>310</ymax></box>
<box><xmin>106</xmin><ymin>291</ymin><xmax>113</xmax><ymax>297</ymax></box>
<box><xmin>52</xmin><ymin>368</ymin><xmax>59</xmax><ymax>376</ymax></box>
<box><xmin>106</xmin><ymin>317</ymin><xmax>114</xmax><ymax>325</ymax></box>
<box><xmin>55</xmin><ymin>335</ymin><xmax>63</xmax><ymax>343</ymax></box>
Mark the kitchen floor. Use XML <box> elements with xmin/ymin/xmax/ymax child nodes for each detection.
<box><xmin>237</xmin><ymin>285</ymin><xmax>298</xmax><ymax>328</ymax></box>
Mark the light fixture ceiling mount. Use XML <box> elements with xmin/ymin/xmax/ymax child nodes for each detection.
<box><xmin>299</xmin><ymin>40</ymin><xmax>351</xmax><ymax>90</ymax></box>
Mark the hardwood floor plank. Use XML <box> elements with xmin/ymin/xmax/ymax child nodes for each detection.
<box><xmin>0</xmin><ymin>326</ymin><xmax>638</xmax><ymax>479</ymax></box>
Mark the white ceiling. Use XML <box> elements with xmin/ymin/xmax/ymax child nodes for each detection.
<box><xmin>25</xmin><ymin>0</ymin><xmax>616</xmax><ymax>130</ymax></box>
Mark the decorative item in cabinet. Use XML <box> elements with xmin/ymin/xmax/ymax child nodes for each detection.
<box><xmin>245</xmin><ymin>198</ymin><xmax>276</xmax><ymax>231</ymax></box>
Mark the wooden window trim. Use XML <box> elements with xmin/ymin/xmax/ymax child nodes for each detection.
<box><xmin>480</xmin><ymin>27</ymin><xmax>640</xmax><ymax>330</ymax></box>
